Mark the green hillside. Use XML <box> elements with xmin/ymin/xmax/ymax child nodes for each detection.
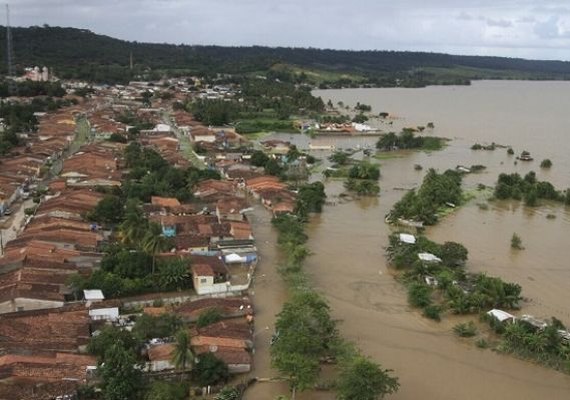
<box><xmin>3</xmin><ymin>26</ymin><xmax>570</xmax><ymax>85</ymax></box>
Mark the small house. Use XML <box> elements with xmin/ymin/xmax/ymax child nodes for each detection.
<box><xmin>147</xmin><ymin>343</ymin><xmax>175</xmax><ymax>372</ymax></box>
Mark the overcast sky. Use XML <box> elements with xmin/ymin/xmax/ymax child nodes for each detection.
<box><xmin>11</xmin><ymin>0</ymin><xmax>570</xmax><ymax>61</ymax></box>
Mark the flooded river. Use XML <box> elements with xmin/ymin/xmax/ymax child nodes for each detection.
<box><xmin>248</xmin><ymin>81</ymin><xmax>570</xmax><ymax>399</ymax></box>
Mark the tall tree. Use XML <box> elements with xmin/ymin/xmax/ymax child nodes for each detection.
<box><xmin>100</xmin><ymin>344</ymin><xmax>142</xmax><ymax>400</ymax></box>
<box><xmin>171</xmin><ymin>330</ymin><xmax>194</xmax><ymax>373</ymax></box>
<box><xmin>119</xmin><ymin>199</ymin><xmax>148</xmax><ymax>246</ymax></box>
<box><xmin>141</xmin><ymin>222</ymin><xmax>172</xmax><ymax>273</ymax></box>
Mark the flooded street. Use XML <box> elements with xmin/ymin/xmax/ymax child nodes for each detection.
<box><xmin>246</xmin><ymin>206</ymin><xmax>331</xmax><ymax>400</ymax></box>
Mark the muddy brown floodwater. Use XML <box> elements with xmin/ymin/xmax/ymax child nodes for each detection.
<box><xmin>247</xmin><ymin>81</ymin><xmax>570</xmax><ymax>399</ymax></box>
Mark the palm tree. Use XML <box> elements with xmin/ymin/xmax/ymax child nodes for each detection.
<box><xmin>118</xmin><ymin>200</ymin><xmax>148</xmax><ymax>245</ymax></box>
<box><xmin>141</xmin><ymin>222</ymin><xmax>172</xmax><ymax>274</ymax></box>
<box><xmin>171</xmin><ymin>330</ymin><xmax>194</xmax><ymax>378</ymax></box>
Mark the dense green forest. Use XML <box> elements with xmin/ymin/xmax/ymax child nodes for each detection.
<box><xmin>3</xmin><ymin>26</ymin><xmax>570</xmax><ymax>85</ymax></box>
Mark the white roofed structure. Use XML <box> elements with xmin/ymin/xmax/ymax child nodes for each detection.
<box><xmin>418</xmin><ymin>252</ymin><xmax>442</xmax><ymax>263</ymax></box>
<box><xmin>83</xmin><ymin>289</ymin><xmax>105</xmax><ymax>302</ymax></box>
<box><xmin>399</xmin><ymin>233</ymin><xmax>416</xmax><ymax>244</ymax></box>
<box><xmin>487</xmin><ymin>309</ymin><xmax>516</xmax><ymax>323</ymax></box>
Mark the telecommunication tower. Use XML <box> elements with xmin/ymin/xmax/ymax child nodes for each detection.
<box><xmin>5</xmin><ymin>4</ymin><xmax>16</xmax><ymax>95</ymax></box>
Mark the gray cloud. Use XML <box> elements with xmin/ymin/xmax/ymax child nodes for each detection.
<box><xmin>486</xmin><ymin>18</ymin><xmax>513</xmax><ymax>28</ymax></box>
<box><xmin>6</xmin><ymin>0</ymin><xmax>570</xmax><ymax>60</ymax></box>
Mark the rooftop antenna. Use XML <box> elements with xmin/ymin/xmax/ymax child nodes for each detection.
<box><xmin>5</xmin><ymin>4</ymin><xmax>16</xmax><ymax>95</ymax></box>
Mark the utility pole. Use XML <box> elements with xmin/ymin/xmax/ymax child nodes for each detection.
<box><xmin>5</xmin><ymin>4</ymin><xmax>16</xmax><ymax>95</ymax></box>
<box><xmin>129</xmin><ymin>51</ymin><xmax>133</xmax><ymax>70</ymax></box>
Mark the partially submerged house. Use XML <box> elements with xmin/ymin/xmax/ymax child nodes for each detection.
<box><xmin>487</xmin><ymin>309</ymin><xmax>516</xmax><ymax>324</ymax></box>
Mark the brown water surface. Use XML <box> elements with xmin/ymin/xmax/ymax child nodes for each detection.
<box><xmin>308</xmin><ymin>82</ymin><xmax>570</xmax><ymax>400</ymax></box>
<box><xmin>248</xmin><ymin>82</ymin><xmax>570</xmax><ymax>399</ymax></box>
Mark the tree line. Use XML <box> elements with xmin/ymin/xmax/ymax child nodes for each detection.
<box><xmin>271</xmin><ymin>183</ymin><xmax>399</xmax><ymax>399</ymax></box>
<box><xmin>5</xmin><ymin>26</ymin><xmax>570</xmax><ymax>84</ymax></box>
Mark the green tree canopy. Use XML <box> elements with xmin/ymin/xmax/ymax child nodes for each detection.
<box><xmin>87</xmin><ymin>195</ymin><xmax>125</xmax><ymax>224</ymax></box>
<box><xmin>132</xmin><ymin>313</ymin><xmax>182</xmax><ymax>341</ymax></box>
<box><xmin>194</xmin><ymin>352</ymin><xmax>229</xmax><ymax>386</ymax></box>
<box><xmin>336</xmin><ymin>356</ymin><xmax>399</xmax><ymax>400</ymax></box>
<box><xmin>88</xmin><ymin>326</ymin><xmax>140</xmax><ymax>361</ymax></box>
<box><xmin>100</xmin><ymin>344</ymin><xmax>142</xmax><ymax>400</ymax></box>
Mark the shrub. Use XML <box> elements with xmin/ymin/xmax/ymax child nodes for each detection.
<box><xmin>215</xmin><ymin>387</ymin><xmax>240</xmax><ymax>400</ymax></box>
<box><xmin>540</xmin><ymin>159</ymin><xmax>552</xmax><ymax>168</ymax></box>
<box><xmin>423</xmin><ymin>305</ymin><xmax>442</xmax><ymax>321</ymax></box>
<box><xmin>476</xmin><ymin>338</ymin><xmax>489</xmax><ymax>348</ymax></box>
<box><xmin>196</xmin><ymin>308</ymin><xmax>223</xmax><ymax>328</ymax></box>
<box><xmin>24</xmin><ymin>207</ymin><xmax>36</xmax><ymax>215</ymax></box>
<box><xmin>453</xmin><ymin>321</ymin><xmax>477</xmax><ymax>337</ymax></box>
<box><xmin>511</xmin><ymin>233</ymin><xmax>523</xmax><ymax>250</ymax></box>
<box><xmin>407</xmin><ymin>283</ymin><xmax>432</xmax><ymax>308</ymax></box>
<box><xmin>507</xmin><ymin>148</ymin><xmax>514</xmax><ymax>155</ymax></box>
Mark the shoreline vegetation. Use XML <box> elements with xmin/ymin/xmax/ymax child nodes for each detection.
<box><xmin>270</xmin><ymin>184</ymin><xmax>399</xmax><ymax>399</ymax></box>
<box><xmin>386</xmin><ymin>229</ymin><xmax>570</xmax><ymax>374</ymax></box>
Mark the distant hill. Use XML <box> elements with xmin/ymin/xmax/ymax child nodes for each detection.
<box><xmin>3</xmin><ymin>25</ymin><xmax>570</xmax><ymax>85</ymax></box>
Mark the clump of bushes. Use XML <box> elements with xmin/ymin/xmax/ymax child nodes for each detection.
<box><xmin>540</xmin><ymin>159</ymin><xmax>552</xmax><ymax>169</ymax></box>
<box><xmin>496</xmin><ymin>319</ymin><xmax>570</xmax><ymax>372</ymax></box>
<box><xmin>389</xmin><ymin>169</ymin><xmax>463</xmax><ymax>225</ymax></box>
<box><xmin>494</xmin><ymin>171</ymin><xmax>565</xmax><ymax>205</ymax></box>
<box><xmin>343</xmin><ymin>161</ymin><xmax>380</xmax><ymax>196</ymax></box>
<box><xmin>423</xmin><ymin>305</ymin><xmax>442</xmax><ymax>321</ymax></box>
<box><xmin>377</xmin><ymin>129</ymin><xmax>444</xmax><ymax>151</ymax></box>
<box><xmin>471</xmin><ymin>143</ymin><xmax>496</xmax><ymax>151</ymax></box>
<box><xmin>453</xmin><ymin>321</ymin><xmax>477</xmax><ymax>337</ymax></box>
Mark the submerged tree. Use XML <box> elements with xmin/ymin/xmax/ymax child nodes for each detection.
<box><xmin>336</xmin><ymin>355</ymin><xmax>399</xmax><ymax>400</ymax></box>
<box><xmin>511</xmin><ymin>233</ymin><xmax>524</xmax><ymax>250</ymax></box>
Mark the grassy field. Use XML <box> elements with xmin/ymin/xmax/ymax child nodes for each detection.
<box><xmin>270</xmin><ymin>63</ymin><xmax>366</xmax><ymax>84</ymax></box>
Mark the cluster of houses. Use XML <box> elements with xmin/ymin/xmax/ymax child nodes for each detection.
<box><xmin>144</xmin><ymin>296</ymin><xmax>254</xmax><ymax>375</ymax></box>
<box><xmin>0</xmin><ymin>292</ymin><xmax>256</xmax><ymax>399</ymax></box>
<box><xmin>0</xmin><ymin>104</ymin><xmax>85</xmax><ymax>215</ymax></box>
<box><xmin>0</xmin><ymin>77</ymin><xmax>304</xmax><ymax>398</ymax></box>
